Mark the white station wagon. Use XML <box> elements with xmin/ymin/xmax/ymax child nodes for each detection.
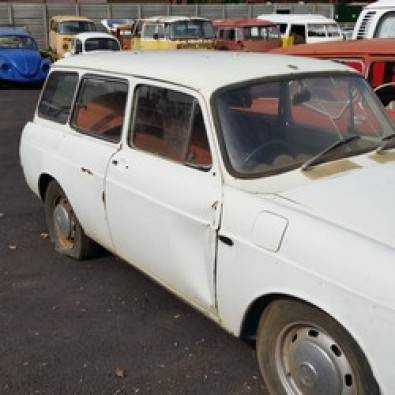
<box><xmin>20</xmin><ymin>51</ymin><xmax>395</xmax><ymax>394</ymax></box>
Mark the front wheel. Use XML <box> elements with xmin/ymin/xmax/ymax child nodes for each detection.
<box><xmin>44</xmin><ymin>180</ymin><xmax>99</xmax><ymax>260</ymax></box>
<box><xmin>256</xmin><ymin>299</ymin><xmax>379</xmax><ymax>395</ymax></box>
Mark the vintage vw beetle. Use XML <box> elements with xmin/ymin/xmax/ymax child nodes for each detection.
<box><xmin>0</xmin><ymin>27</ymin><xmax>50</xmax><ymax>85</ymax></box>
<box><xmin>65</xmin><ymin>32</ymin><xmax>120</xmax><ymax>57</ymax></box>
<box><xmin>20</xmin><ymin>51</ymin><xmax>395</xmax><ymax>394</ymax></box>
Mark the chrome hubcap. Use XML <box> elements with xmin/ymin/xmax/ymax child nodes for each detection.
<box><xmin>276</xmin><ymin>324</ymin><xmax>356</xmax><ymax>395</ymax></box>
<box><xmin>53</xmin><ymin>199</ymin><xmax>75</xmax><ymax>249</ymax></box>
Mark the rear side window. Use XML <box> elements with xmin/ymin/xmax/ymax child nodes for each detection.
<box><xmin>130</xmin><ymin>85</ymin><xmax>212</xmax><ymax>169</ymax></box>
<box><xmin>71</xmin><ymin>77</ymin><xmax>128</xmax><ymax>143</ymax></box>
<box><xmin>38</xmin><ymin>71</ymin><xmax>78</xmax><ymax>124</ymax></box>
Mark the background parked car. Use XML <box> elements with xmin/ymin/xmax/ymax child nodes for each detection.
<box><xmin>257</xmin><ymin>14</ymin><xmax>343</xmax><ymax>46</ymax></box>
<box><xmin>130</xmin><ymin>16</ymin><xmax>215</xmax><ymax>51</ymax></box>
<box><xmin>0</xmin><ymin>26</ymin><xmax>50</xmax><ymax>86</ymax></box>
<box><xmin>65</xmin><ymin>32</ymin><xmax>120</xmax><ymax>57</ymax></box>
<box><xmin>49</xmin><ymin>16</ymin><xmax>96</xmax><ymax>60</ymax></box>
<box><xmin>353</xmin><ymin>0</ymin><xmax>395</xmax><ymax>39</ymax></box>
<box><xmin>213</xmin><ymin>18</ymin><xmax>282</xmax><ymax>52</ymax></box>
<box><xmin>271</xmin><ymin>38</ymin><xmax>395</xmax><ymax>110</ymax></box>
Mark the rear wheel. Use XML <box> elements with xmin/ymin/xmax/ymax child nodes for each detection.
<box><xmin>44</xmin><ymin>180</ymin><xmax>99</xmax><ymax>260</ymax></box>
<box><xmin>256</xmin><ymin>299</ymin><xmax>379</xmax><ymax>395</ymax></box>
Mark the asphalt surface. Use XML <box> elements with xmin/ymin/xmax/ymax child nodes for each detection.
<box><xmin>0</xmin><ymin>89</ymin><xmax>267</xmax><ymax>395</ymax></box>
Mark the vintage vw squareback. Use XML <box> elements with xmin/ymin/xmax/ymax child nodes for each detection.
<box><xmin>20</xmin><ymin>51</ymin><xmax>395</xmax><ymax>394</ymax></box>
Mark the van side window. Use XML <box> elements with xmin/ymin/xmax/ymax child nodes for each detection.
<box><xmin>131</xmin><ymin>85</ymin><xmax>212</xmax><ymax>169</ymax></box>
<box><xmin>71</xmin><ymin>77</ymin><xmax>128</xmax><ymax>143</ymax></box>
<box><xmin>38</xmin><ymin>71</ymin><xmax>79</xmax><ymax>124</ymax></box>
<box><xmin>289</xmin><ymin>24</ymin><xmax>306</xmax><ymax>44</ymax></box>
<box><xmin>279</xmin><ymin>24</ymin><xmax>287</xmax><ymax>34</ymax></box>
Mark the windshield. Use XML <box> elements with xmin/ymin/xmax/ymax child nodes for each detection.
<box><xmin>59</xmin><ymin>21</ymin><xmax>96</xmax><ymax>35</ymax></box>
<box><xmin>244</xmin><ymin>25</ymin><xmax>280</xmax><ymax>40</ymax></box>
<box><xmin>215</xmin><ymin>75</ymin><xmax>394</xmax><ymax>177</ymax></box>
<box><xmin>142</xmin><ymin>23</ymin><xmax>165</xmax><ymax>39</ymax></box>
<box><xmin>85</xmin><ymin>37</ymin><xmax>120</xmax><ymax>51</ymax></box>
<box><xmin>0</xmin><ymin>35</ymin><xmax>37</xmax><ymax>50</ymax></box>
<box><xmin>170</xmin><ymin>20</ymin><xmax>215</xmax><ymax>40</ymax></box>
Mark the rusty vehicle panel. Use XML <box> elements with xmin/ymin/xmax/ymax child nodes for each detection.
<box><xmin>213</xmin><ymin>19</ymin><xmax>282</xmax><ymax>52</ymax></box>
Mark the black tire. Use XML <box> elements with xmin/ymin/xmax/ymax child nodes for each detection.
<box><xmin>256</xmin><ymin>299</ymin><xmax>379</xmax><ymax>395</ymax></box>
<box><xmin>44</xmin><ymin>180</ymin><xmax>99</xmax><ymax>260</ymax></box>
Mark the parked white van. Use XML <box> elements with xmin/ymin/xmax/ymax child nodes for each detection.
<box><xmin>20</xmin><ymin>51</ymin><xmax>395</xmax><ymax>394</ymax></box>
<box><xmin>257</xmin><ymin>14</ymin><xmax>343</xmax><ymax>45</ymax></box>
<box><xmin>353</xmin><ymin>0</ymin><xmax>395</xmax><ymax>39</ymax></box>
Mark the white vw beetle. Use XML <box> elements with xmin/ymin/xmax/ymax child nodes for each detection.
<box><xmin>65</xmin><ymin>32</ymin><xmax>120</xmax><ymax>57</ymax></box>
<box><xmin>20</xmin><ymin>51</ymin><xmax>395</xmax><ymax>394</ymax></box>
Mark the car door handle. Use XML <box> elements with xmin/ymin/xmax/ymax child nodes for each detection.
<box><xmin>111</xmin><ymin>159</ymin><xmax>118</xmax><ymax>166</ymax></box>
<box><xmin>80</xmin><ymin>167</ymin><xmax>93</xmax><ymax>175</ymax></box>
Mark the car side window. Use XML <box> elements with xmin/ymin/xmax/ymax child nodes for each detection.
<box><xmin>130</xmin><ymin>85</ymin><xmax>212</xmax><ymax>169</ymax></box>
<box><xmin>38</xmin><ymin>71</ymin><xmax>79</xmax><ymax>124</ymax></box>
<box><xmin>71</xmin><ymin>77</ymin><xmax>128</xmax><ymax>143</ymax></box>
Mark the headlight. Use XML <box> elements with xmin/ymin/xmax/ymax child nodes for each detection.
<box><xmin>0</xmin><ymin>62</ymin><xmax>11</xmax><ymax>72</ymax></box>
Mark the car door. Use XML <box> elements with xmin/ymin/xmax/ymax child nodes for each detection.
<box><xmin>60</xmin><ymin>73</ymin><xmax>129</xmax><ymax>251</ymax></box>
<box><xmin>105</xmin><ymin>81</ymin><xmax>221</xmax><ymax>313</ymax></box>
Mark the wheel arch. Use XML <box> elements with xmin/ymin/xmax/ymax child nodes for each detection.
<box><xmin>240</xmin><ymin>292</ymin><xmax>380</xmax><ymax>390</ymax></box>
<box><xmin>38</xmin><ymin>173</ymin><xmax>56</xmax><ymax>201</ymax></box>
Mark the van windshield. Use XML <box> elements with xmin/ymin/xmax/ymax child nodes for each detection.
<box><xmin>215</xmin><ymin>75</ymin><xmax>393</xmax><ymax>177</ymax></box>
<box><xmin>375</xmin><ymin>12</ymin><xmax>395</xmax><ymax>38</ymax></box>
<box><xmin>59</xmin><ymin>21</ymin><xmax>96</xmax><ymax>34</ymax></box>
<box><xmin>170</xmin><ymin>20</ymin><xmax>215</xmax><ymax>40</ymax></box>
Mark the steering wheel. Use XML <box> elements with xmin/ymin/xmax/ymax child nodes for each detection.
<box><xmin>243</xmin><ymin>140</ymin><xmax>294</xmax><ymax>170</ymax></box>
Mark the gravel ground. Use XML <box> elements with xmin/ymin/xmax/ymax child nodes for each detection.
<box><xmin>0</xmin><ymin>89</ymin><xmax>267</xmax><ymax>395</ymax></box>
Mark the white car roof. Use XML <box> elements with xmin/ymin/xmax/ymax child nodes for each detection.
<box><xmin>54</xmin><ymin>51</ymin><xmax>353</xmax><ymax>94</ymax></box>
<box><xmin>144</xmin><ymin>16</ymin><xmax>210</xmax><ymax>23</ymax></box>
<box><xmin>257</xmin><ymin>14</ymin><xmax>337</xmax><ymax>24</ymax></box>
<box><xmin>75</xmin><ymin>32</ymin><xmax>118</xmax><ymax>42</ymax></box>
<box><xmin>365</xmin><ymin>0</ymin><xmax>395</xmax><ymax>9</ymax></box>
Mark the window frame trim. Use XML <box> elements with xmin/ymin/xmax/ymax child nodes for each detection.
<box><xmin>210</xmin><ymin>70</ymin><xmax>370</xmax><ymax>180</ymax></box>
<box><xmin>37</xmin><ymin>70</ymin><xmax>80</xmax><ymax>125</ymax></box>
<box><xmin>128</xmin><ymin>82</ymin><xmax>213</xmax><ymax>171</ymax></box>
<box><xmin>69</xmin><ymin>73</ymin><xmax>129</xmax><ymax>144</ymax></box>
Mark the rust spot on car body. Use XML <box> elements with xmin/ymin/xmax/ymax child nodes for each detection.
<box><xmin>370</xmin><ymin>151</ymin><xmax>395</xmax><ymax>163</ymax></box>
<box><xmin>303</xmin><ymin>159</ymin><xmax>361</xmax><ymax>180</ymax></box>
